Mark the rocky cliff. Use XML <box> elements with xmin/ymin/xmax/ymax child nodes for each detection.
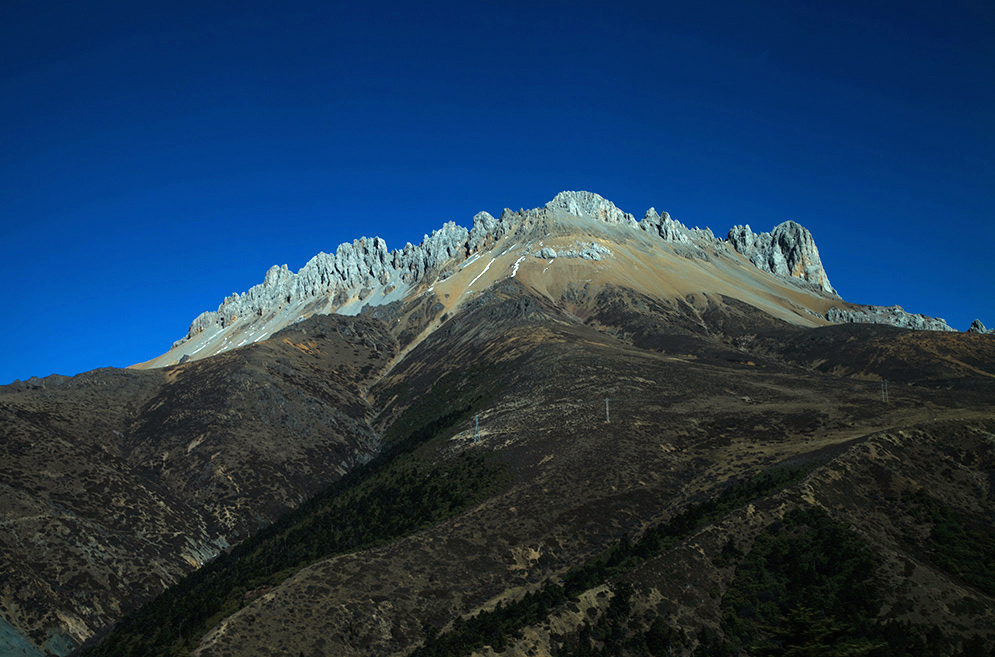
<box><xmin>968</xmin><ymin>319</ymin><xmax>994</xmax><ymax>334</ymax></box>
<box><xmin>727</xmin><ymin>221</ymin><xmax>836</xmax><ymax>295</ymax></box>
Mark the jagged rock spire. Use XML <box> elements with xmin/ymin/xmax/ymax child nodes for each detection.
<box><xmin>182</xmin><ymin>191</ymin><xmax>843</xmax><ymax>344</ymax></box>
<box><xmin>727</xmin><ymin>221</ymin><xmax>836</xmax><ymax>296</ymax></box>
<box><xmin>968</xmin><ymin>319</ymin><xmax>993</xmax><ymax>334</ymax></box>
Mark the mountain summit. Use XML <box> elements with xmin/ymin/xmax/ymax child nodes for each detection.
<box><xmin>141</xmin><ymin>191</ymin><xmax>951</xmax><ymax>371</ymax></box>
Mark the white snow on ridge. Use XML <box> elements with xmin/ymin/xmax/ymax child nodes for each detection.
<box><xmin>461</xmin><ymin>253</ymin><xmax>482</xmax><ymax>269</ymax></box>
<box><xmin>467</xmin><ymin>258</ymin><xmax>495</xmax><ymax>289</ymax></box>
<box><xmin>510</xmin><ymin>255</ymin><xmax>526</xmax><ymax>278</ymax></box>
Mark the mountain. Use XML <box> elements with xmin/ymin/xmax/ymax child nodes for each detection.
<box><xmin>2</xmin><ymin>192</ymin><xmax>993</xmax><ymax>657</ymax></box>
<box><xmin>138</xmin><ymin>191</ymin><xmax>957</xmax><ymax>372</ymax></box>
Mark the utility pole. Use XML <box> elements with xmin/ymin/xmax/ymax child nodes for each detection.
<box><xmin>605</xmin><ymin>398</ymin><xmax>610</xmax><ymax>423</ymax></box>
<box><xmin>474</xmin><ymin>414</ymin><xmax>481</xmax><ymax>443</ymax></box>
<box><xmin>882</xmin><ymin>379</ymin><xmax>889</xmax><ymax>403</ymax></box>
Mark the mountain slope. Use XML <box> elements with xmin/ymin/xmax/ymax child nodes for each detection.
<box><xmin>2</xmin><ymin>191</ymin><xmax>990</xmax><ymax>657</ymax></box>
<box><xmin>85</xmin><ymin>279</ymin><xmax>995</xmax><ymax>657</ymax></box>
<box><xmin>0</xmin><ymin>314</ymin><xmax>395</xmax><ymax>654</ymax></box>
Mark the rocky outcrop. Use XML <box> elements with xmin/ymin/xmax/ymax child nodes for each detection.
<box><xmin>545</xmin><ymin>190</ymin><xmax>636</xmax><ymax>226</ymax></box>
<box><xmin>640</xmin><ymin>208</ymin><xmax>716</xmax><ymax>244</ymax></box>
<box><xmin>181</xmin><ymin>193</ymin><xmax>641</xmax><ymax>342</ymax></box>
<box><xmin>968</xmin><ymin>319</ymin><xmax>994</xmax><ymax>334</ymax></box>
<box><xmin>826</xmin><ymin>305</ymin><xmax>956</xmax><ymax>332</ymax></box>
<box><xmin>469</xmin><ymin>211</ymin><xmax>504</xmax><ymax>252</ymax></box>
<box><xmin>185</xmin><ymin>224</ymin><xmax>472</xmax><ymax>340</ymax></box>
<box><xmin>727</xmin><ymin>221</ymin><xmax>836</xmax><ymax>296</ymax></box>
<box><xmin>534</xmin><ymin>242</ymin><xmax>612</xmax><ymax>261</ymax></box>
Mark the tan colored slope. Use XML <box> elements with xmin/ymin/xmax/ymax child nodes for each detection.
<box><xmin>421</xmin><ymin>219</ymin><xmax>834</xmax><ymax>338</ymax></box>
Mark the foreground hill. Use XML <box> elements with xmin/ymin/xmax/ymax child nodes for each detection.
<box><xmin>0</xmin><ymin>315</ymin><xmax>395</xmax><ymax>654</ymax></box>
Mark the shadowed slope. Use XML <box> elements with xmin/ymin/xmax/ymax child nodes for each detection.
<box><xmin>178</xmin><ymin>282</ymin><xmax>994</xmax><ymax>657</ymax></box>
<box><xmin>0</xmin><ymin>314</ymin><xmax>396</xmax><ymax>654</ymax></box>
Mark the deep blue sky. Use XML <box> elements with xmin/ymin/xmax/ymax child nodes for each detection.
<box><xmin>2</xmin><ymin>1</ymin><xmax>992</xmax><ymax>384</ymax></box>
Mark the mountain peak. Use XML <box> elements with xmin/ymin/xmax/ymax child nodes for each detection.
<box><xmin>727</xmin><ymin>220</ymin><xmax>836</xmax><ymax>296</ymax></box>
<box><xmin>544</xmin><ymin>190</ymin><xmax>637</xmax><ymax>226</ymax></box>
<box><xmin>140</xmin><ymin>191</ymin><xmax>981</xmax><ymax>371</ymax></box>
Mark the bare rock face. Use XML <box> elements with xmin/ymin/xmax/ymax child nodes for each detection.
<box><xmin>185</xmin><ymin>223</ymin><xmax>473</xmax><ymax>340</ymax></box>
<box><xmin>826</xmin><ymin>305</ymin><xmax>956</xmax><ymax>332</ymax></box>
<box><xmin>184</xmin><ymin>193</ymin><xmax>642</xmax><ymax>343</ymax></box>
<box><xmin>968</xmin><ymin>319</ymin><xmax>994</xmax><ymax>334</ymax></box>
<box><xmin>640</xmin><ymin>208</ymin><xmax>716</xmax><ymax>244</ymax></box>
<box><xmin>533</xmin><ymin>241</ymin><xmax>611</xmax><ymax>261</ymax></box>
<box><xmin>176</xmin><ymin>191</ymin><xmax>921</xmax><ymax>356</ymax></box>
<box><xmin>468</xmin><ymin>211</ymin><xmax>503</xmax><ymax>251</ymax></box>
<box><xmin>545</xmin><ymin>190</ymin><xmax>637</xmax><ymax>226</ymax></box>
<box><xmin>727</xmin><ymin>221</ymin><xmax>836</xmax><ymax>296</ymax></box>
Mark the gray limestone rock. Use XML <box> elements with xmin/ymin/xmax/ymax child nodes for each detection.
<box><xmin>826</xmin><ymin>305</ymin><xmax>956</xmax><ymax>332</ymax></box>
<box><xmin>469</xmin><ymin>211</ymin><xmax>502</xmax><ymax>252</ymax></box>
<box><xmin>640</xmin><ymin>208</ymin><xmax>717</xmax><ymax>246</ymax></box>
<box><xmin>177</xmin><ymin>191</ymin><xmax>908</xmax><ymax>353</ymax></box>
<box><xmin>184</xmin><ymin>223</ymin><xmax>474</xmax><ymax>340</ymax></box>
<box><xmin>181</xmin><ymin>193</ymin><xmax>843</xmax><ymax>344</ymax></box>
<box><xmin>579</xmin><ymin>243</ymin><xmax>611</xmax><ymax>261</ymax></box>
<box><xmin>727</xmin><ymin>221</ymin><xmax>836</xmax><ymax>296</ymax></box>
<box><xmin>641</xmin><ymin>208</ymin><xmax>689</xmax><ymax>244</ymax></box>
<box><xmin>545</xmin><ymin>191</ymin><xmax>637</xmax><ymax>226</ymax></box>
<box><xmin>968</xmin><ymin>319</ymin><xmax>994</xmax><ymax>334</ymax></box>
<box><xmin>540</xmin><ymin>241</ymin><xmax>611</xmax><ymax>261</ymax></box>
<box><xmin>396</xmin><ymin>222</ymin><xmax>470</xmax><ymax>283</ymax></box>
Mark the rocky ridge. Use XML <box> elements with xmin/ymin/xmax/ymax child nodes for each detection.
<box><xmin>727</xmin><ymin>221</ymin><xmax>836</xmax><ymax>295</ymax></box>
<box><xmin>640</xmin><ymin>207</ymin><xmax>717</xmax><ymax>245</ymax></box>
<box><xmin>174</xmin><ymin>192</ymin><xmax>840</xmax><ymax>353</ymax></box>
<box><xmin>969</xmin><ymin>319</ymin><xmax>994</xmax><ymax>334</ymax></box>
<box><xmin>826</xmin><ymin>304</ymin><xmax>956</xmax><ymax>332</ymax></box>
<box><xmin>535</xmin><ymin>242</ymin><xmax>613</xmax><ymax>261</ymax></box>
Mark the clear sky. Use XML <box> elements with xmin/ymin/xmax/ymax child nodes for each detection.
<box><xmin>2</xmin><ymin>0</ymin><xmax>993</xmax><ymax>384</ymax></box>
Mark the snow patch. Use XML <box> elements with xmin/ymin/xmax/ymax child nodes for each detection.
<box><xmin>510</xmin><ymin>255</ymin><xmax>526</xmax><ymax>278</ymax></box>
<box><xmin>467</xmin><ymin>258</ymin><xmax>495</xmax><ymax>289</ymax></box>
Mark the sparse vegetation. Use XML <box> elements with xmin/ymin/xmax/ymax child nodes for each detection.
<box><xmin>82</xmin><ymin>386</ymin><xmax>509</xmax><ymax>657</ymax></box>
<box><xmin>903</xmin><ymin>489</ymin><xmax>995</xmax><ymax>597</ymax></box>
<box><xmin>540</xmin><ymin>506</ymin><xmax>994</xmax><ymax>657</ymax></box>
<box><xmin>411</xmin><ymin>466</ymin><xmax>815</xmax><ymax>657</ymax></box>
<box><xmin>11</xmin><ymin>279</ymin><xmax>995</xmax><ymax>657</ymax></box>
